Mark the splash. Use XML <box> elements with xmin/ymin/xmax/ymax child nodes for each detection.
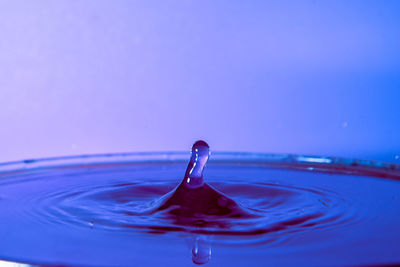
<box><xmin>156</xmin><ymin>140</ymin><xmax>252</xmax><ymax>220</ymax></box>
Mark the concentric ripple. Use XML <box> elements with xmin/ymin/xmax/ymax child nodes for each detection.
<box><xmin>0</xmin><ymin>153</ymin><xmax>399</xmax><ymax>267</ymax></box>
<box><xmin>3</xmin><ymin>161</ymin><xmax>361</xmax><ymax>245</ymax></box>
<box><xmin>35</xmin><ymin>179</ymin><xmax>357</xmax><ymax>240</ymax></box>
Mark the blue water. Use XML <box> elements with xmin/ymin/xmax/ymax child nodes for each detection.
<box><xmin>0</xmin><ymin>147</ymin><xmax>399</xmax><ymax>266</ymax></box>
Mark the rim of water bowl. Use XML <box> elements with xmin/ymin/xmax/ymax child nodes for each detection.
<box><xmin>0</xmin><ymin>152</ymin><xmax>399</xmax><ymax>181</ymax></box>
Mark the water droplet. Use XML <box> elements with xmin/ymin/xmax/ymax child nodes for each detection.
<box><xmin>183</xmin><ymin>140</ymin><xmax>210</xmax><ymax>189</ymax></box>
<box><xmin>192</xmin><ymin>237</ymin><xmax>211</xmax><ymax>265</ymax></box>
<box><xmin>342</xmin><ymin>122</ymin><xmax>348</xmax><ymax>128</ymax></box>
<box><xmin>395</xmin><ymin>155</ymin><xmax>399</xmax><ymax>160</ymax></box>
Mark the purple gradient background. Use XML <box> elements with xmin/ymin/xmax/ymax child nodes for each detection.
<box><xmin>0</xmin><ymin>0</ymin><xmax>399</xmax><ymax>163</ymax></box>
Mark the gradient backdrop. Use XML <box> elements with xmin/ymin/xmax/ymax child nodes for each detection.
<box><xmin>0</xmin><ymin>0</ymin><xmax>399</xmax><ymax>163</ymax></box>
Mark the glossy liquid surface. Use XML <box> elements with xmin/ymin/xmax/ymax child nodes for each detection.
<box><xmin>0</xmin><ymin>151</ymin><xmax>399</xmax><ymax>266</ymax></box>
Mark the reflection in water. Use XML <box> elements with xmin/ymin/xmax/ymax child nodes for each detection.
<box><xmin>191</xmin><ymin>236</ymin><xmax>212</xmax><ymax>265</ymax></box>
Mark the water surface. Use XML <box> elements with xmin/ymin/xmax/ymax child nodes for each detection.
<box><xmin>0</xmin><ymin>152</ymin><xmax>399</xmax><ymax>266</ymax></box>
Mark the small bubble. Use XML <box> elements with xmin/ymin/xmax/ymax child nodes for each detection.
<box><xmin>341</xmin><ymin>122</ymin><xmax>348</xmax><ymax>128</ymax></box>
<box><xmin>395</xmin><ymin>155</ymin><xmax>399</xmax><ymax>160</ymax></box>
